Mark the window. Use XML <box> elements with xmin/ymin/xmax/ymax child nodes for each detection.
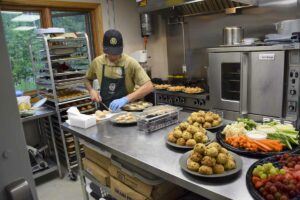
<box><xmin>51</xmin><ymin>11</ymin><xmax>95</xmax><ymax>58</ymax></box>
<box><xmin>1</xmin><ymin>11</ymin><xmax>41</xmax><ymax>91</ymax></box>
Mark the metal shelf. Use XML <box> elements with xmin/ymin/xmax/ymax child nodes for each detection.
<box><xmin>47</xmin><ymin>37</ymin><xmax>86</xmax><ymax>42</ymax></box>
<box><xmin>33</xmin><ymin>159</ymin><xmax>58</xmax><ymax>179</ymax></box>
<box><xmin>49</xmin><ymin>56</ymin><xmax>88</xmax><ymax>63</ymax></box>
<box><xmin>30</xmin><ymin>32</ymin><xmax>92</xmax><ymax>175</ymax></box>
<box><xmin>59</xmin><ymin>102</ymin><xmax>94</xmax><ymax>112</ymax></box>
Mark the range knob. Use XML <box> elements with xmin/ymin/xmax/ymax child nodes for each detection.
<box><xmin>175</xmin><ymin>97</ymin><xmax>180</xmax><ymax>103</ymax></box>
<box><xmin>193</xmin><ymin>99</ymin><xmax>199</xmax><ymax>105</ymax></box>
<box><xmin>289</xmin><ymin>105</ymin><xmax>295</xmax><ymax>112</ymax></box>
<box><xmin>201</xmin><ymin>99</ymin><xmax>206</xmax><ymax>105</ymax></box>
<box><xmin>180</xmin><ymin>98</ymin><xmax>185</xmax><ymax>104</ymax></box>
<box><xmin>158</xmin><ymin>95</ymin><xmax>163</xmax><ymax>100</ymax></box>
<box><xmin>290</xmin><ymin>89</ymin><xmax>296</xmax><ymax>95</ymax></box>
<box><xmin>168</xmin><ymin>98</ymin><xmax>173</xmax><ymax>104</ymax></box>
<box><xmin>163</xmin><ymin>96</ymin><xmax>168</xmax><ymax>102</ymax></box>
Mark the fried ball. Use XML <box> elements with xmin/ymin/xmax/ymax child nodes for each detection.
<box><xmin>190</xmin><ymin>151</ymin><xmax>202</xmax><ymax>162</ymax></box>
<box><xmin>207</xmin><ymin>142</ymin><xmax>222</xmax><ymax>151</ymax></box>
<box><xmin>191</xmin><ymin>115</ymin><xmax>198</xmax><ymax>122</ymax></box>
<box><xmin>187</xmin><ymin>160</ymin><xmax>200</xmax><ymax>172</ymax></box>
<box><xmin>198</xmin><ymin>111</ymin><xmax>206</xmax><ymax>116</ymax></box>
<box><xmin>186</xmin><ymin>139</ymin><xmax>197</xmax><ymax>147</ymax></box>
<box><xmin>220</xmin><ymin>147</ymin><xmax>229</xmax><ymax>155</ymax></box>
<box><xmin>194</xmin><ymin>143</ymin><xmax>206</xmax><ymax>154</ymax></box>
<box><xmin>191</xmin><ymin>112</ymin><xmax>198</xmax><ymax>117</ymax></box>
<box><xmin>182</xmin><ymin>131</ymin><xmax>193</xmax><ymax>140</ymax></box>
<box><xmin>212</xmin><ymin>120</ymin><xmax>220</xmax><ymax>127</ymax></box>
<box><xmin>176</xmin><ymin>138</ymin><xmax>186</xmax><ymax>146</ymax></box>
<box><xmin>198</xmin><ymin>126</ymin><xmax>206</xmax><ymax>133</ymax></box>
<box><xmin>167</xmin><ymin>133</ymin><xmax>177</xmax><ymax>143</ymax></box>
<box><xmin>204</xmin><ymin>115</ymin><xmax>214</xmax><ymax>123</ymax></box>
<box><xmin>212</xmin><ymin>114</ymin><xmax>219</xmax><ymax>120</ymax></box>
<box><xmin>203</xmin><ymin>122</ymin><xmax>212</xmax><ymax>129</ymax></box>
<box><xmin>201</xmin><ymin>156</ymin><xmax>214</xmax><ymax>167</ymax></box>
<box><xmin>187</xmin><ymin>118</ymin><xmax>194</xmax><ymax>125</ymax></box>
<box><xmin>205</xmin><ymin>147</ymin><xmax>219</xmax><ymax>157</ymax></box>
<box><xmin>187</xmin><ymin>125</ymin><xmax>198</xmax><ymax>134</ymax></box>
<box><xmin>197</xmin><ymin>117</ymin><xmax>205</xmax><ymax>123</ymax></box>
<box><xmin>193</xmin><ymin>132</ymin><xmax>204</xmax><ymax>143</ymax></box>
<box><xmin>174</xmin><ymin>126</ymin><xmax>181</xmax><ymax>131</ymax></box>
<box><xmin>187</xmin><ymin>158</ymin><xmax>193</xmax><ymax>166</ymax></box>
<box><xmin>193</xmin><ymin>122</ymin><xmax>200</xmax><ymax>128</ymax></box>
<box><xmin>173</xmin><ymin>130</ymin><xmax>183</xmax><ymax>139</ymax></box>
<box><xmin>179</xmin><ymin>122</ymin><xmax>189</xmax><ymax>130</ymax></box>
<box><xmin>201</xmin><ymin>135</ymin><xmax>209</xmax><ymax>143</ymax></box>
<box><xmin>216</xmin><ymin>153</ymin><xmax>228</xmax><ymax>165</ymax></box>
<box><xmin>198</xmin><ymin>165</ymin><xmax>213</xmax><ymax>175</ymax></box>
<box><xmin>224</xmin><ymin>159</ymin><xmax>236</xmax><ymax>170</ymax></box>
<box><xmin>213</xmin><ymin>164</ymin><xmax>225</xmax><ymax>174</ymax></box>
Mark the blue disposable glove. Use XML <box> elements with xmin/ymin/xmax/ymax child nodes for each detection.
<box><xmin>109</xmin><ymin>97</ymin><xmax>129</xmax><ymax>112</ymax></box>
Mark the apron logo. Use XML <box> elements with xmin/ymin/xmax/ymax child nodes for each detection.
<box><xmin>109</xmin><ymin>83</ymin><xmax>116</xmax><ymax>92</ymax></box>
<box><xmin>110</xmin><ymin>37</ymin><xmax>117</xmax><ymax>45</ymax></box>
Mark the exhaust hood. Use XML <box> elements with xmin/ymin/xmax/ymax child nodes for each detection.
<box><xmin>138</xmin><ymin>0</ymin><xmax>257</xmax><ymax>16</ymax></box>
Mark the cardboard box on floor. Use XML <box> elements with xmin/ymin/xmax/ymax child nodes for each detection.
<box><xmin>110</xmin><ymin>177</ymin><xmax>185</xmax><ymax>200</ymax></box>
<box><xmin>83</xmin><ymin>158</ymin><xmax>110</xmax><ymax>187</ymax></box>
<box><xmin>83</xmin><ymin>145</ymin><xmax>111</xmax><ymax>170</ymax></box>
<box><xmin>109</xmin><ymin>163</ymin><xmax>185</xmax><ymax>199</ymax></box>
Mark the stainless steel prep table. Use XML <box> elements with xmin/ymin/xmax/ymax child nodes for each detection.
<box><xmin>21</xmin><ymin>108</ymin><xmax>62</xmax><ymax>178</ymax></box>
<box><xmin>62</xmin><ymin>111</ymin><xmax>257</xmax><ymax>200</ymax></box>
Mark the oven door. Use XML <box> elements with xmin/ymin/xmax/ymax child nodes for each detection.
<box><xmin>247</xmin><ymin>51</ymin><xmax>285</xmax><ymax>117</ymax></box>
<box><xmin>209</xmin><ymin>52</ymin><xmax>242</xmax><ymax>112</ymax></box>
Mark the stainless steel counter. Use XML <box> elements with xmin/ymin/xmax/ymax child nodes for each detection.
<box><xmin>20</xmin><ymin>108</ymin><xmax>55</xmax><ymax>123</ymax></box>
<box><xmin>62</xmin><ymin>112</ymin><xmax>257</xmax><ymax>200</ymax></box>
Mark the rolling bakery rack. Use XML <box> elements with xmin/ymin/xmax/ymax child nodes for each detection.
<box><xmin>29</xmin><ymin>32</ymin><xmax>95</xmax><ymax>179</ymax></box>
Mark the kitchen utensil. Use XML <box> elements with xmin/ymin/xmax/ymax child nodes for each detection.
<box><xmin>179</xmin><ymin>150</ymin><xmax>243</xmax><ymax>178</ymax></box>
<box><xmin>223</xmin><ymin>26</ymin><xmax>244</xmax><ymax>45</ymax></box>
<box><xmin>275</xmin><ymin>19</ymin><xmax>300</xmax><ymax>35</ymax></box>
<box><xmin>99</xmin><ymin>102</ymin><xmax>110</xmax><ymax>111</ymax></box>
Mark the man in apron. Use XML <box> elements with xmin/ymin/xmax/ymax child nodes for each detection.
<box><xmin>84</xmin><ymin>29</ymin><xmax>153</xmax><ymax>112</ymax></box>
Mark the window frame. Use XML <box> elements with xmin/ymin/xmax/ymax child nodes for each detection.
<box><xmin>0</xmin><ymin>0</ymin><xmax>104</xmax><ymax>56</ymax></box>
<box><xmin>0</xmin><ymin>0</ymin><xmax>104</xmax><ymax>94</ymax></box>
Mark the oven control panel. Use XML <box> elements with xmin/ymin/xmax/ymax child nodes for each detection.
<box><xmin>154</xmin><ymin>91</ymin><xmax>210</xmax><ymax>110</ymax></box>
<box><xmin>286</xmin><ymin>66</ymin><xmax>300</xmax><ymax>116</ymax></box>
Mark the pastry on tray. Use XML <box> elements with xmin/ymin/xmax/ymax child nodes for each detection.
<box><xmin>167</xmin><ymin>86</ymin><xmax>186</xmax><ymax>92</ymax></box>
<box><xmin>154</xmin><ymin>84</ymin><xmax>171</xmax><ymax>90</ymax></box>
<box><xmin>183</xmin><ymin>87</ymin><xmax>204</xmax><ymax>94</ymax></box>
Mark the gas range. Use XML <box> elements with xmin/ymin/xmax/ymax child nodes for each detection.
<box><xmin>154</xmin><ymin>90</ymin><xmax>211</xmax><ymax>111</ymax></box>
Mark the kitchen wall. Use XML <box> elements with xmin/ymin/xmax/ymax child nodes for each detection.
<box><xmin>99</xmin><ymin>0</ymin><xmax>169</xmax><ymax>79</ymax></box>
<box><xmin>166</xmin><ymin>0</ymin><xmax>300</xmax><ymax>79</ymax></box>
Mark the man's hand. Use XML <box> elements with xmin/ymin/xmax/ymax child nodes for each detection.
<box><xmin>109</xmin><ymin>97</ymin><xmax>129</xmax><ymax>112</ymax></box>
<box><xmin>89</xmin><ymin>89</ymin><xmax>102</xmax><ymax>102</ymax></box>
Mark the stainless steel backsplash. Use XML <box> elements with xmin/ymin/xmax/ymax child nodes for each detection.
<box><xmin>166</xmin><ymin>0</ymin><xmax>299</xmax><ymax>80</ymax></box>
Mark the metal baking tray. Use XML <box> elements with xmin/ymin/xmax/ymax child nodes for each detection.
<box><xmin>55</xmin><ymin>76</ymin><xmax>85</xmax><ymax>83</ymax></box>
<box><xmin>59</xmin><ymin>101</ymin><xmax>94</xmax><ymax>112</ymax></box>
<box><xmin>51</xmin><ymin>55</ymin><xmax>88</xmax><ymax>63</ymax></box>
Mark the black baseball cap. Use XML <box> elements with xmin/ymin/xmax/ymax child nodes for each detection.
<box><xmin>103</xmin><ymin>29</ymin><xmax>123</xmax><ymax>55</ymax></box>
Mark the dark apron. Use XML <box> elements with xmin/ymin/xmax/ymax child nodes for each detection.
<box><xmin>99</xmin><ymin>64</ymin><xmax>127</xmax><ymax>109</ymax></box>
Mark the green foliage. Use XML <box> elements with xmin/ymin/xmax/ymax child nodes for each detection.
<box><xmin>1</xmin><ymin>11</ymin><xmax>88</xmax><ymax>91</ymax></box>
